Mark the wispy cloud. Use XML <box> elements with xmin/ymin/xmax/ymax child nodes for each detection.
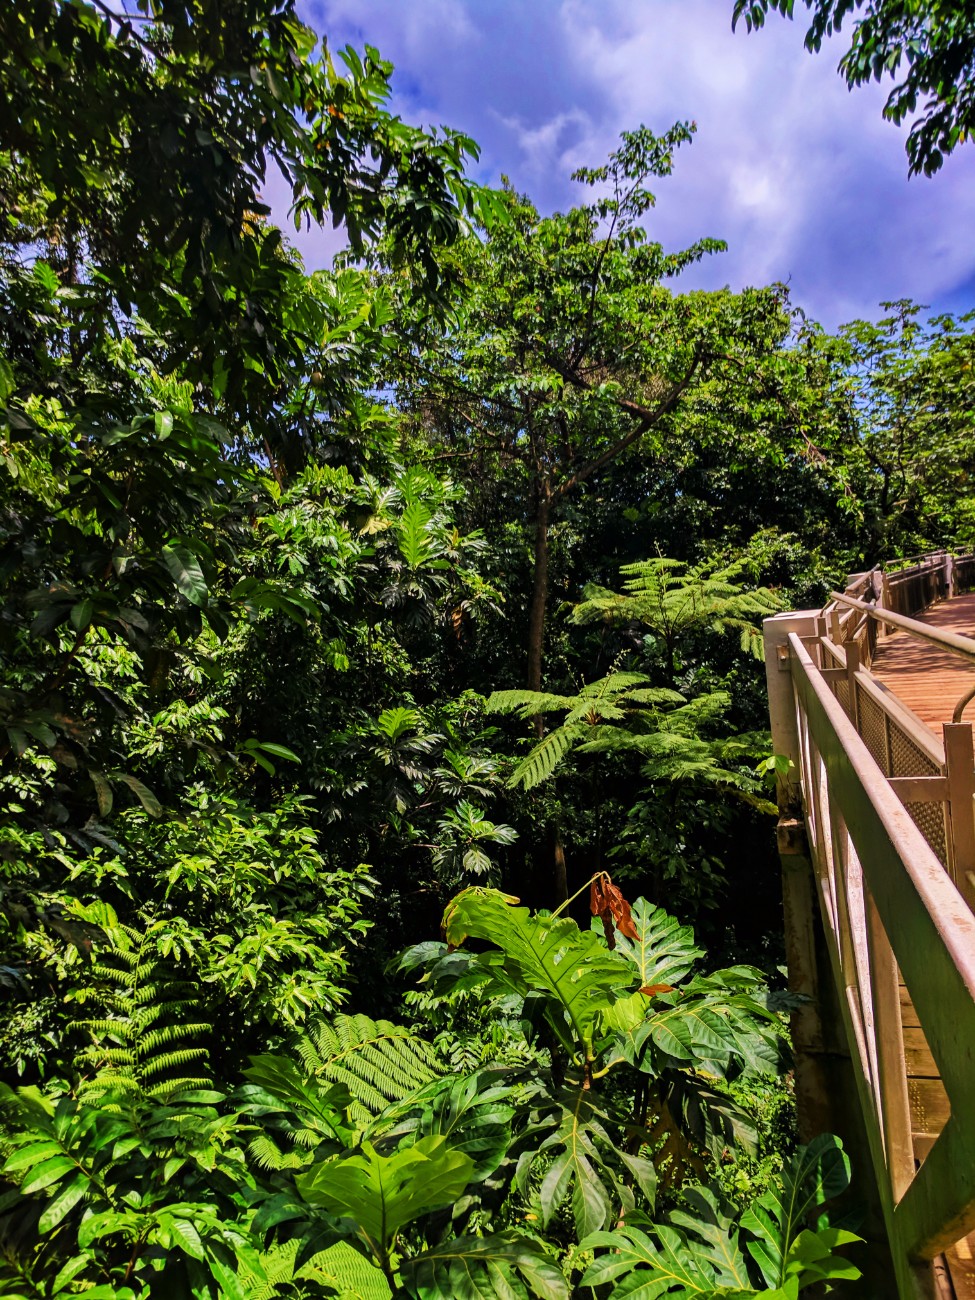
<box><xmin>285</xmin><ymin>0</ymin><xmax>975</xmax><ymax>328</ymax></box>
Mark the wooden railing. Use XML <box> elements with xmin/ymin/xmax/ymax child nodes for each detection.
<box><xmin>765</xmin><ymin>551</ymin><xmax>975</xmax><ymax>1299</ymax></box>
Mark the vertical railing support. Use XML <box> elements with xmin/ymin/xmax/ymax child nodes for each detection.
<box><xmin>944</xmin><ymin>722</ymin><xmax>975</xmax><ymax>912</ymax></box>
<box><xmin>846</xmin><ymin>640</ymin><xmax>861</xmax><ymax>729</ymax></box>
<box><xmin>765</xmin><ymin>612</ymin><xmax>831</xmax><ymax>1126</ymax></box>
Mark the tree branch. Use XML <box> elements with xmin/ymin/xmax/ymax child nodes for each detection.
<box><xmin>552</xmin><ymin>354</ymin><xmax>704</xmax><ymax>501</ymax></box>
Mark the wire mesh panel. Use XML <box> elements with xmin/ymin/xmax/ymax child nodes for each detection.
<box><xmin>835</xmin><ymin>677</ymin><xmax>852</xmax><ymax>719</ymax></box>
<box><xmin>889</xmin><ymin>725</ymin><xmax>941</xmax><ymax>781</ymax></box>
<box><xmin>857</xmin><ymin>685</ymin><xmax>890</xmax><ymax>772</ymax></box>
<box><xmin>904</xmin><ymin>801</ymin><xmax>950</xmax><ymax>867</ymax></box>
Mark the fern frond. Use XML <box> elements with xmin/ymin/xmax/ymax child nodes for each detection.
<box><xmin>297</xmin><ymin>1014</ymin><xmax>443</xmax><ymax>1123</ymax></box>
<box><xmin>508</xmin><ymin>722</ymin><xmax>586</xmax><ymax>790</ymax></box>
<box><xmin>144</xmin><ymin>1075</ymin><xmax>212</xmax><ymax>1099</ymax></box>
<box><xmin>485</xmin><ymin>689</ymin><xmax>576</xmax><ymax>718</ymax></box>
<box><xmin>623</xmin><ymin>687</ymin><xmax>686</xmax><ymax>706</ymax></box>
<box><xmin>248</xmin><ymin>1133</ymin><xmax>313</xmax><ymax>1172</ymax></box>
<box><xmin>579</xmin><ymin>671</ymin><xmax>650</xmax><ymax>698</ymax></box>
<box><xmin>139</xmin><ymin>1047</ymin><xmax>209</xmax><ymax>1079</ymax></box>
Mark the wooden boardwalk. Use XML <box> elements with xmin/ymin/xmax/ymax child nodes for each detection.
<box><xmin>871</xmin><ymin>593</ymin><xmax>975</xmax><ymax>737</ymax></box>
<box><xmin>873</xmin><ymin>595</ymin><xmax>975</xmax><ymax>1299</ymax></box>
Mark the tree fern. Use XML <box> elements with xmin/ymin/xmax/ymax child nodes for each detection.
<box><xmin>487</xmin><ymin>673</ymin><xmax>685</xmax><ymax>791</ymax></box>
<box><xmin>488</xmin><ymin>672</ymin><xmax>766</xmax><ymax>798</ymax></box>
<box><xmin>573</xmin><ymin>556</ymin><xmax>785</xmax><ymax>669</ymax></box>
<box><xmin>295</xmin><ymin>1014</ymin><xmax>444</xmax><ymax>1125</ymax></box>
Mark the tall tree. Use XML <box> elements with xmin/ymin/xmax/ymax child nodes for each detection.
<box><xmin>384</xmin><ymin>124</ymin><xmax>796</xmax><ymax>698</ymax></box>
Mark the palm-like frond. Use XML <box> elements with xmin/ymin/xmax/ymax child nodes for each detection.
<box><xmin>509</xmin><ymin>721</ymin><xmax>587</xmax><ymax>790</ymax></box>
<box><xmin>486</xmin><ymin>689</ymin><xmax>579</xmax><ymax>719</ymax></box>
<box><xmin>74</xmin><ymin>925</ymin><xmax>212</xmax><ymax>1103</ymax></box>
<box><xmin>296</xmin><ymin>1014</ymin><xmax>444</xmax><ymax>1125</ymax></box>
<box><xmin>573</xmin><ymin>556</ymin><xmax>785</xmax><ymax>660</ymax></box>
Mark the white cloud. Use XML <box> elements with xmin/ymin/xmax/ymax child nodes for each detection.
<box><xmin>283</xmin><ymin>0</ymin><xmax>975</xmax><ymax>326</ymax></box>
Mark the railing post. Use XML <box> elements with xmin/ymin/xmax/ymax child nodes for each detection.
<box><xmin>765</xmin><ymin>613</ymin><xmax>829</xmax><ymax>1119</ymax></box>
<box><xmin>846</xmin><ymin>640</ymin><xmax>861</xmax><ymax>729</ymax></box>
<box><xmin>865</xmin><ymin>888</ymin><xmax>915</xmax><ymax>1202</ymax></box>
<box><xmin>944</xmin><ymin>722</ymin><xmax>975</xmax><ymax>913</ymax></box>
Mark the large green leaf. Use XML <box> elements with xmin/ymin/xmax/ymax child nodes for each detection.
<box><xmin>580</xmin><ymin>1224</ymin><xmax>718</xmax><ymax>1295</ymax></box>
<box><xmin>612</xmin><ymin>898</ymin><xmax>702</xmax><ymax>987</ymax></box>
<box><xmin>579</xmin><ymin>1139</ymin><xmax>860</xmax><ymax>1296</ymax></box>
<box><xmin>740</xmin><ymin>1134</ymin><xmax>857</xmax><ymax>1288</ymax></box>
<box><xmin>401</xmin><ymin>1230</ymin><xmax>569</xmax><ymax>1300</ymax></box>
<box><xmin>376</xmin><ymin>1070</ymin><xmax>515</xmax><ymax>1182</ymax></box>
<box><xmin>161</xmin><ymin>543</ymin><xmax>208</xmax><ymax>606</ymax></box>
<box><xmin>605</xmin><ymin>967</ymin><xmax>781</xmax><ymax>1082</ymax></box>
<box><xmin>296</xmin><ymin>1136</ymin><xmax>474</xmax><ymax>1264</ymax></box>
<box><xmin>240</xmin><ymin>1054</ymin><xmax>352</xmax><ymax>1155</ymax></box>
<box><xmin>397</xmin><ymin>500</ymin><xmax>434</xmax><ymax>568</ymax></box>
<box><xmin>443</xmin><ymin>889</ymin><xmax>635</xmax><ymax>1060</ymax></box>
<box><xmin>517</xmin><ymin>1086</ymin><xmax>656</xmax><ymax>1241</ymax></box>
<box><xmin>668</xmin><ymin>1187</ymin><xmax>753</xmax><ymax>1289</ymax></box>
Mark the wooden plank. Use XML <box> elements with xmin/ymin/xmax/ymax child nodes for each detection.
<box><xmin>900</xmin><ymin>984</ymin><xmax>922</xmax><ymax>1027</ymax></box>
<box><xmin>908</xmin><ymin>1076</ymin><xmax>950</xmax><ymax>1138</ymax></box>
<box><xmin>871</xmin><ymin>593</ymin><xmax>975</xmax><ymax>736</ymax></box>
<box><xmin>903</xmin><ymin>1026</ymin><xmax>939</xmax><ymax>1078</ymax></box>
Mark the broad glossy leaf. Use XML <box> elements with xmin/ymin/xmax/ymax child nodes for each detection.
<box><xmin>613</xmin><ymin>898</ymin><xmax>702</xmax><ymax>987</ymax></box>
<box><xmin>20</xmin><ymin>1155</ymin><xmax>75</xmax><ymax>1195</ymax></box>
<box><xmin>112</xmin><ymin>772</ymin><xmax>162</xmax><ymax>817</ymax></box>
<box><xmin>38</xmin><ymin>1173</ymin><xmax>87</xmax><ymax>1233</ymax></box>
<box><xmin>162</xmin><ymin>543</ymin><xmax>208</xmax><ymax>606</ymax></box>
<box><xmin>296</xmin><ymin>1136</ymin><xmax>474</xmax><ymax>1252</ymax></box>
<box><xmin>741</xmin><ymin>1135</ymin><xmax>856</xmax><ymax>1287</ymax></box>
<box><xmin>580</xmin><ymin>1224</ymin><xmax>715</xmax><ymax>1294</ymax></box>
<box><xmin>443</xmin><ymin>888</ymin><xmax>635</xmax><ymax>1057</ymax></box>
<box><xmin>402</xmin><ymin>1230</ymin><xmax>569</xmax><ymax>1300</ymax></box>
<box><xmin>3</xmin><ymin>1140</ymin><xmax>62</xmax><ymax>1173</ymax></box>
<box><xmin>525</xmin><ymin>1086</ymin><xmax>644</xmax><ymax>1240</ymax></box>
<box><xmin>378</xmin><ymin>1071</ymin><xmax>514</xmax><ymax>1182</ymax></box>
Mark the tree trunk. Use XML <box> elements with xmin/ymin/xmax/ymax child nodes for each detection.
<box><xmin>552</xmin><ymin>824</ymin><xmax>568</xmax><ymax>905</ymax></box>
<box><xmin>526</xmin><ymin>487</ymin><xmax>551</xmax><ymax>712</ymax></box>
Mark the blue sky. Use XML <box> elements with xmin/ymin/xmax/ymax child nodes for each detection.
<box><xmin>267</xmin><ymin>0</ymin><xmax>975</xmax><ymax>330</ymax></box>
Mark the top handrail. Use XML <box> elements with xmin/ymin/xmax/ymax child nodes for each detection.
<box><xmin>830</xmin><ymin>591</ymin><xmax>975</xmax><ymax>662</ymax></box>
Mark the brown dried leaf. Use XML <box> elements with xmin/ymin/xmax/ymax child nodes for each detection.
<box><xmin>590</xmin><ymin>872</ymin><xmax>639</xmax><ymax>942</ymax></box>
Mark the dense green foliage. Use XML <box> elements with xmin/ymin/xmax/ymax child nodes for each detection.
<box><xmin>733</xmin><ymin>0</ymin><xmax>975</xmax><ymax>175</ymax></box>
<box><xmin>0</xmin><ymin>887</ymin><xmax>859</xmax><ymax>1298</ymax></box>
<box><xmin>1</xmin><ymin>1</ymin><xmax>971</xmax><ymax>1294</ymax></box>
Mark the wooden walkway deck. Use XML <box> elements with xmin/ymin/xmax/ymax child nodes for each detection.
<box><xmin>873</xmin><ymin>595</ymin><xmax>975</xmax><ymax>1298</ymax></box>
<box><xmin>871</xmin><ymin>593</ymin><xmax>975</xmax><ymax>737</ymax></box>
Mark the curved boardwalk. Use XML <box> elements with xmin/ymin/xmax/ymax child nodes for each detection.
<box><xmin>869</xmin><ymin>592</ymin><xmax>975</xmax><ymax>1298</ymax></box>
<box><xmin>871</xmin><ymin>592</ymin><xmax>975</xmax><ymax>736</ymax></box>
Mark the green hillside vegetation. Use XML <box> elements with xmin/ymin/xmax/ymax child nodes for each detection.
<box><xmin>2</xmin><ymin>1</ymin><xmax>973</xmax><ymax>1295</ymax></box>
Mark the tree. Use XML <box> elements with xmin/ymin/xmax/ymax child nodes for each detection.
<box><xmin>789</xmin><ymin>302</ymin><xmax>975</xmax><ymax>554</ymax></box>
<box><xmin>733</xmin><ymin>0</ymin><xmax>975</xmax><ymax>175</ymax></box>
<box><xmin>384</xmin><ymin>124</ymin><xmax>794</xmax><ymax>699</ymax></box>
<box><xmin>574</xmin><ymin>557</ymin><xmax>785</xmax><ymax>682</ymax></box>
<box><xmin>0</xmin><ymin>0</ymin><xmax>510</xmax><ymax>1071</ymax></box>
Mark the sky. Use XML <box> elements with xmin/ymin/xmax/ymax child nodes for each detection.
<box><xmin>266</xmin><ymin>0</ymin><xmax>975</xmax><ymax>331</ymax></box>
